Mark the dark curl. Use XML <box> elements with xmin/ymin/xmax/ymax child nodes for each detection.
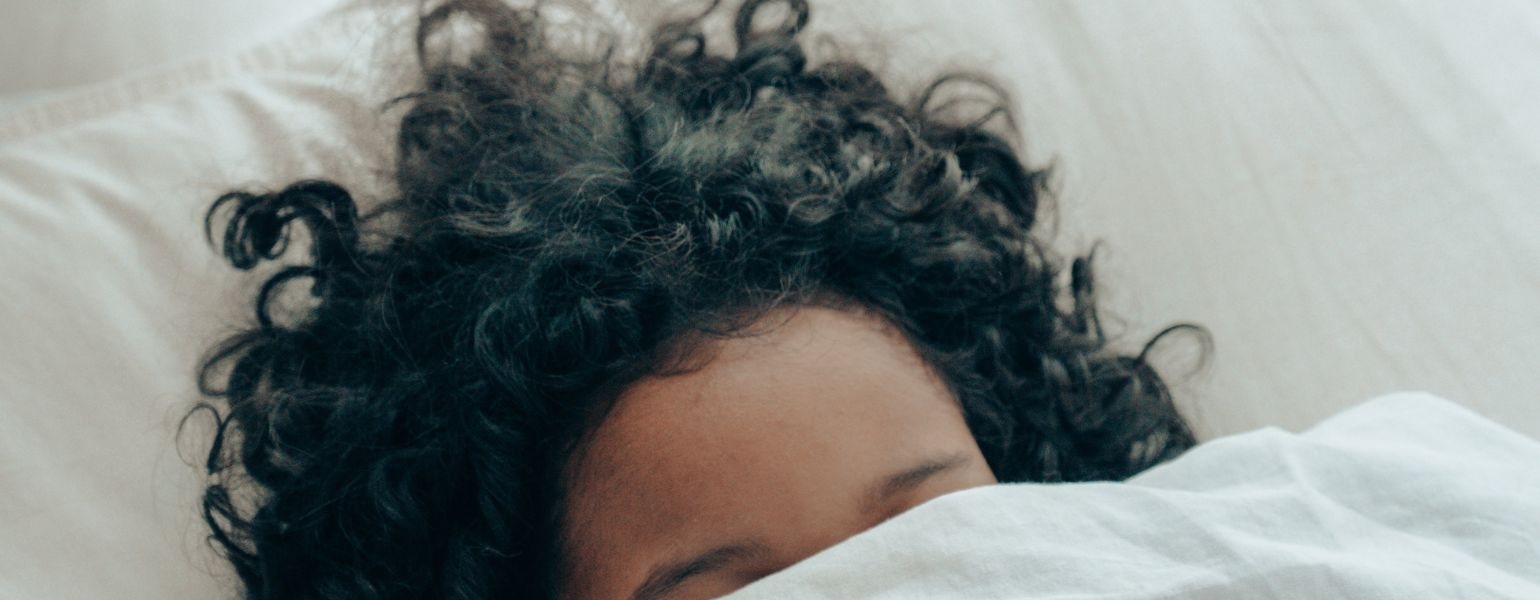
<box><xmin>186</xmin><ymin>0</ymin><xmax>1206</xmax><ymax>598</ymax></box>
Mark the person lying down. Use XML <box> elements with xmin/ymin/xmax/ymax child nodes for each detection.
<box><xmin>183</xmin><ymin>0</ymin><xmax>1540</xmax><ymax>598</ymax></box>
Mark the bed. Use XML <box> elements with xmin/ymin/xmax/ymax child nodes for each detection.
<box><xmin>2</xmin><ymin>0</ymin><xmax>1537</xmax><ymax>597</ymax></box>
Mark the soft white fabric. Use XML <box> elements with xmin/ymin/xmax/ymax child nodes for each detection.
<box><xmin>725</xmin><ymin>392</ymin><xmax>1540</xmax><ymax>599</ymax></box>
<box><xmin>0</xmin><ymin>0</ymin><xmax>348</xmax><ymax>100</ymax></box>
<box><xmin>3</xmin><ymin>1</ymin><xmax>1540</xmax><ymax>598</ymax></box>
<box><xmin>0</xmin><ymin>4</ymin><xmax>406</xmax><ymax>598</ymax></box>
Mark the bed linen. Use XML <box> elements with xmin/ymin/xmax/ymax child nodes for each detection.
<box><xmin>725</xmin><ymin>392</ymin><xmax>1540</xmax><ymax>599</ymax></box>
<box><xmin>2</xmin><ymin>1</ymin><xmax>1540</xmax><ymax>598</ymax></box>
<box><xmin>0</xmin><ymin>0</ymin><xmax>346</xmax><ymax>103</ymax></box>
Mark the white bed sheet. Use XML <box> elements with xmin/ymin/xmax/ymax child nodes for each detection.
<box><xmin>725</xmin><ymin>392</ymin><xmax>1540</xmax><ymax>599</ymax></box>
<box><xmin>2</xmin><ymin>0</ymin><xmax>1538</xmax><ymax>597</ymax></box>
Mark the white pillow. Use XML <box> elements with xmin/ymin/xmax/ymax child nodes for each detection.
<box><xmin>0</xmin><ymin>3</ymin><xmax>404</xmax><ymax>597</ymax></box>
<box><xmin>0</xmin><ymin>0</ymin><xmax>347</xmax><ymax>99</ymax></box>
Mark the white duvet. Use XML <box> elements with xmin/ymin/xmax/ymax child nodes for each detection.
<box><xmin>726</xmin><ymin>393</ymin><xmax>1540</xmax><ymax>599</ymax></box>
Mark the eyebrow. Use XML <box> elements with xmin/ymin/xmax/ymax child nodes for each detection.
<box><xmin>629</xmin><ymin>452</ymin><xmax>972</xmax><ymax>600</ymax></box>
<box><xmin>860</xmin><ymin>451</ymin><xmax>971</xmax><ymax>516</ymax></box>
<box><xmin>631</xmin><ymin>542</ymin><xmax>769</xmax><ymax>600</ymax></box>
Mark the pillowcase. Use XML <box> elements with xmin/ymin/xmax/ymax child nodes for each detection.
<box><xmin>0</xmin><ymin>0</ymin><xmax>345</xmax><ymax>100</ymax></box>
<box><xmin>0</xmin><ymin>3</ymin><xmax>402</xmax><ymax>596</ymax></box>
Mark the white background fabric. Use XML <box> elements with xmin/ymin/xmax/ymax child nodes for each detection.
<box><xmin>2</xmin><ymin>1</ymin><xmax>1539</xmax><ymax>597</ymax></box>
<box><xmin>0</xmin><ymin>0</ymin><xmax>345</xmax><ymax>108</ymax></box>
<box><xmin>725</xmin><ymin>393</ymin><xmax>1540</xmax><ymax>599</ymax></box>
<box><xmin>803</xmin><ymin>0</ymin><xmax>1540</xmax><ymax>440</ymax></box>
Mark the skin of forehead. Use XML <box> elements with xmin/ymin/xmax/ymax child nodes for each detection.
<box><xmin>561</xmin><ymin>305</ymin><xmax>984</xmax><ymax>598</ymax></box>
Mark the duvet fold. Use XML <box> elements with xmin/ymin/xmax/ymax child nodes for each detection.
<box><xmin>726</xmin><ymin>392</ymin><xmax>1540</xmax><ymax>599</ymax></box>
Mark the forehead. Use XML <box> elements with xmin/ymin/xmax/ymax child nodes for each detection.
<box><xmin>561</xmin><ymin>306</ymin><xmax>969</xmax><ymax>588</ymax></box>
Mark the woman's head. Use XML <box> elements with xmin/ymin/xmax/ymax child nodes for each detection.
<box><xmin>564</xmin><ymin>304</ymin><xmax>999</xmax><ymax>599</ymax></box>
<box><xmin>188</xmin><ymin>0</ymin><xmax>1201</xmax><ymax>597</ymax></box>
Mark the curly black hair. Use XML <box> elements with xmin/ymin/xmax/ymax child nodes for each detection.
<box><xmin>185</xmin><ymin>0</ymin><xmax>1207</xmax><ymax>597</ymax></box>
